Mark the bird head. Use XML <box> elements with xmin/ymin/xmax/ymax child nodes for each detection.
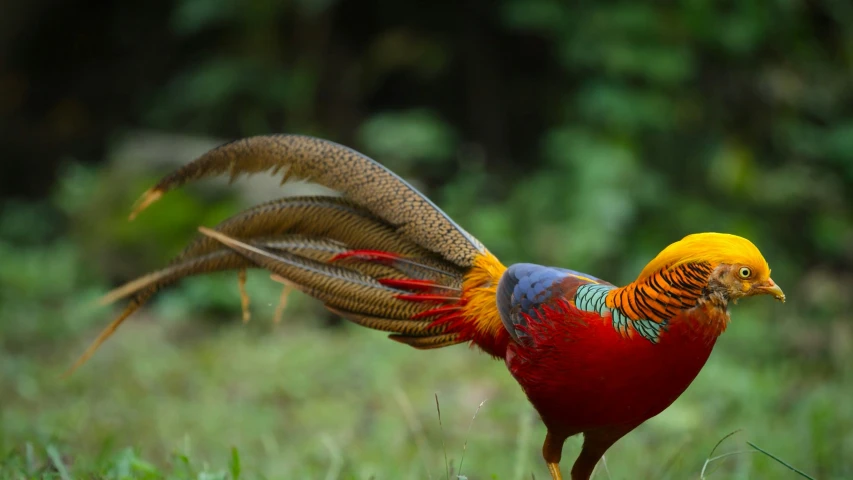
<box><xmin>638</xmin><ymin>232</ymin><xmax>785</xmax><ymax>304</ymax></box>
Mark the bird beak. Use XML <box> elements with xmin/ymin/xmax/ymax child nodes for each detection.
<box><xmin>753</xmin><ymin>277</ymin><xmax>786</xmax><ymax>303</ymax></box>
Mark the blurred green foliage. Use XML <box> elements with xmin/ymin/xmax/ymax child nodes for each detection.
<box><xmin>2</xmin><ymin>0</ymin><xmax>853</xmax><ymax>478</ymax></box>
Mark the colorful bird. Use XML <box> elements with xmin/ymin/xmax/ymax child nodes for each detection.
<box><xmin>70</xmin><ymin>135</ymin><xmax>786</xmax><ymax>479</ymax></box>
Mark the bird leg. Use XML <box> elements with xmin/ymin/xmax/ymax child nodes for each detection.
<box><xmin>570</xmin><ymin>427</ymin><xmax>631</xmax><ymax>480</ymax></box>
<box><xmin>542</xmin><ymin>430</ymin><xmax>567</xmax><ymax>480</ymax></box>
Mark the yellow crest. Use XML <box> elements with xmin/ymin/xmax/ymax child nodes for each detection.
<box><xmin>636</xmin><ymin>232</ymin><xmax>770</xmax><ymax>282</ymax></box>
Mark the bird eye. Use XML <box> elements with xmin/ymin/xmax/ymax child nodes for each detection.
<box><xmin>738</xmin><ymin>267</ymin><xmax>752</xmax><ymax>278</ymax></box>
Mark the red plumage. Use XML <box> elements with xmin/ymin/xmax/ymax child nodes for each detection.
<box><xmin>506</xmin><ymin>298</ymin><xmax>721</xmax><ymax>478</ymax></box>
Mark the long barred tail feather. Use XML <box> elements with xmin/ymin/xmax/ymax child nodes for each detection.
<box><xmin>173</xmin><ymin>196</ymin><xmax>453</xmax><ymax>264</ymax></box>
<box><xmin>98</xmin><ymin>250</ymin><xmax>250</xmax><ymax>306</ymax></box>
<box><xmin>69</xmin><ymin>135</ymin><xmax>511</xmax><ymax>375</ymax></box>
<box><xmin>130</xmin><ymin>135</ymin><xmax>485</xmax><ymax>266</ymax></box>
<box><xmin>196</xmin><ymin>227</ymin><xmax>424</xmax><ymax>319</ymax></box>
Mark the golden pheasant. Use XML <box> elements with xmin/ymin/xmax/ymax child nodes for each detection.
<box><xmin>70</xmin><ymin>135</ymin><xmax>785</xmax><ymax>479</ymax></box>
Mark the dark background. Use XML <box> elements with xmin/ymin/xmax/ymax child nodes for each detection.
<box><xmin>1</xmin><ymin>1</ymin><xmax>851</xmax><ymax>478</ymax></box>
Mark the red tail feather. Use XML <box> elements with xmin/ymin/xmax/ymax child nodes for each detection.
<box><xmin>377</xmin><ymin>278</ymin><xmax>439</xmax><ymax>290</ymax></box>
<box><xmin>394</xmin><ymin>293</ymin><xmax>461</xmax><ymax>303</ymax></box>
<box><xmin>330</xmin><ymin>249</ymin><xmax>401</xmax><ymax>264</ymax></box>
<box><xmin>328</xmin><ymin>248</ymin><xmax>509</xmax><ymax>358</ymax></box>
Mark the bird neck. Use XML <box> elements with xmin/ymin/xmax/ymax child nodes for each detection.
<box><xmin>606</xmin><ymin>262</ymin><xmax>713</xmax><ymax>322</ymax></box>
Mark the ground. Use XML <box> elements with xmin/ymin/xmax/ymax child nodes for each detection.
<box><xmin>1</xmin><ymin>281</ymin><xmax>846</xmax><ymax>479</ymax></box>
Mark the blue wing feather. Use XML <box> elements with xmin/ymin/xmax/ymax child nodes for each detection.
<box><xmin>497</xmin><ymin>263</ymin><xmax>607</xmax><ymax>342</ymax></box>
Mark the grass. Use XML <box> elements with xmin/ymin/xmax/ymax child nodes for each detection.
<box><xmin>2</xmin><ymin>283</ymin><xmax>850</xmax><ymax>479</ymax></box>
<box><xmin>0</xmin><ymin>226</ymin><xmax>849</xmax><ymax>480</ymax></box>
<box><xmin>2</xmin><ymin>147</ymin><xmax>848</xmax><ymax>477</ymax></box>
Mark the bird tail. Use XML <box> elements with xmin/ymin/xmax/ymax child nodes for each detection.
<box><xmin>68</xmin><ymin>135</ymin><xmax>510</xmax><ymax>375</ymax></box>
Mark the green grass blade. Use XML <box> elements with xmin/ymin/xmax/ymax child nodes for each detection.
<box><xmin>46</xmin><ymin>445</ymin><xmax>72</xmax><ymax>480</ymax></box>
<box><xmin>434</xmin><ymin>393</ymin><xmax>450</xmax><ymax>480</ymax></box>
<box><xmin>230</xmin><ymin>447</ymin><xmax>241</xmax><ymax>480</ymax></box>
<box><xmin>747</xmin><ymin>441</ymin><xmax>815</xmax><ymax>480</ymax></box>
